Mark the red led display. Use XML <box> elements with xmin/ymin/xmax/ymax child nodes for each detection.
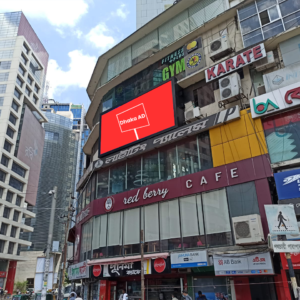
<box><xmin>100</xmin><ymin>81</ymin><xmax>176</xmax><ymax>156</ymax></box>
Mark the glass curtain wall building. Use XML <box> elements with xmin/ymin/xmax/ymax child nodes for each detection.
<box><xmin>22</xmin><ymin>112</ymin><xmax>79</xmax><ymax>251</ymax></box>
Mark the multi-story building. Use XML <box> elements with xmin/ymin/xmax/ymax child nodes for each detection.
<box><xmin>71</xmin><ymin>0</ymin><xmax>300</xmax><ymax>300</ymax></box>
<box><xmin>0</xmin><ymin>11</ymin><xmax>48</xmax><ymax>292</ymax></box>
<box><xmin>136</xmin><ymin>0</ymin><xmax>175</xmax><ymax>29</ymax></box>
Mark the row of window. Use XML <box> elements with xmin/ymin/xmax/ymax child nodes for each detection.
<box><xmin>2</xmin><ymin>206</ymin><xmax>20</xmax><ymax>222</ymax></box>
<box><xmin>0</xmin><ymin>240</ymin><xmax>15</xmax><ymax>255</ymax></box>
<box><xmin>80</xmin><ymin>182</ymin><xmax>260</xmax><ymax>261</ymax></box>
<box><xmin>0</xmin><ymin>223</ymin><xmax>17</xmax><ymax>237</ymax></box>
<box><xmin>0</xmin><ymin>61</ymin><xmax>11</xmax><ymax>70</ymax></box>
<box><xmin>0</xmin><ymin>39</ymin><xmax>15</xmax><ymax>49</ymax></box>
<box><xmin>238</xmin><ymin>0</ymin><xmax>300</xmax><ymax>47</ymax></box>
<box><xmin>0</xmin><ymin>169</ymin><xmax>24</xmax><ymax>192</ymax></box>
<box><xmin>0</xmin><ymin>155</ymin><xmax>26</xmax><ymax>177</ymax></box>
<box><xmin>78</xmin><ymin>132</ymin><xmax>212</xmax><ymax>211</ymax></box>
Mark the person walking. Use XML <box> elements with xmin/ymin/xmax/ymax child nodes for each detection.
<box><xmin>122</xmin><ymin>289</ymin><xmax>128</xmax><ymax>300</ymax></box>
<box><xmin>70</xmin><ymin>292</ymin><xmax>76</xmax><ymax>300</ymax></box>
<box><xmin>181</xmin><ymin>290</ymin><xmax>192</xmax><ymax>300</ymax></box>
<box><xmin>75</xmin><ymin>292</ymin><xmax>83</xmax><ymax>300</ymax></box>
<box><xmin>196</xmin><ymin>291</ymin><xmax>207</xmax><ymax>300</ymax></box>
<box><xmin>172</xmin><ymin>294</ymin><xmax>179</xmax><ymax>300</ymax></box>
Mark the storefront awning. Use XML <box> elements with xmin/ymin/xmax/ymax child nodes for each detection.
<box><xmin>87</xmin><ymin>253</ymin><xmax>169</xmax><ymax>266</ymax></box>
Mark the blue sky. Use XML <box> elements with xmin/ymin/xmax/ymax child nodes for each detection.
<box><xmin>0</xmin><ymin>0</ymin><xmax>136</xmax><ymax>110</ymax></box>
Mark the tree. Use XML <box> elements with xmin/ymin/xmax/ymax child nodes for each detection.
<box><xmin>64</xmin><ymin>271</ymin><xmax>70</xmax><ymax>286</ymax></box>
<box><xmin>14</xmin><ymin>281</ymin><xmax>28</xmax><ymax>293</ymax></box>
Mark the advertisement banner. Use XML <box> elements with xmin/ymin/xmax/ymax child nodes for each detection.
<box><xmin>100</xmin><ymin>80</ymin><xmax>177</xmax><ymax>156</ymax></box>
<box><xmin>205</xmin><ymin>43</ymin><xmax>266</xmax><ymax>82</ymax></box>
<box><xmin>265</xmin><ymin>205</ymin><xmax>299</xmax><ymax>235</ymax></box>
<box><xmin>170</xmin><ymin>250</ymin><xmax>208</xmax><ymax>268</ymax></box>
<box><xmin>214</xmin><ymin>252</ymin><xmax>274</xmax><ymax>276</ymax></box>
<box><xmin>280</xmin><ymin>252</ymin><xmax>300</xmax><ymax>269</ymax></box>
<box><xmin>274</xmin><ymin>169</ymin><xmax>300</xmax><ymax>200</ymax></box>
<box><xmin>103</xmin><ymin>260</ymin><xmax>151</xmax><ymax>277</ymax></box>
<box><xmin>279</xmin><ymin>199</ymin><xmax>300</xmax><ymax>216</ymax></box>
<box><xmin>151</xmin><ymin>257</ymin><xmax>171</xmax><ymax>274</ymax></box>
<box><xmin>68</xmin><ymin>261</ymin><xmax>89</xmax><ymax>280</ymax></box>
<box><xmin>184</xmin><ymin>37</ymin><xmax>206</xmax><ymax>77</ymax></box>
<box><xmin>250</xmin><ymin>82</ymin><xmax>300</xmax><ymax>118</ymax></box>
<box><xmin>273</xmin><ymin>241</ymin><xmax>300</xmax><ymax>252</ymax></box>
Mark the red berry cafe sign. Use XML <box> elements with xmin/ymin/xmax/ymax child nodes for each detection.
<box><xmin>205</xmin><ymin>43</ymin><xmax>266</xmax><ymax>82</ymax></box>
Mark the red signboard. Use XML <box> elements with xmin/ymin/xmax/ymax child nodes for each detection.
<box><xmin>0</xmin><ymin>271</ymin><xmax>6</xmax><ymax>278</ymax></box>
<box><xmin>100</xmin><ymin>81</ymin><xmax>176</xmax><ymax>156</ymax></box>
<box><xmin>93</xmin><ymin>265</ymin><xmax>102</xmax><ymax>277</ymax></box>
<box><xmin>280</xmin><ymin>253</ymin><xmax>300</xmax><ymax>269</ymax></box>
<box><xmin>154</xmin><ymin>258</ymin><xmax>166</xmax><ymax>273</ymax></box>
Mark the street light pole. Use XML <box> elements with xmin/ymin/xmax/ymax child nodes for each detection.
<box><xmin>41</xmin><ymin>186</ymin><xmax>57</xmax><ymax>300</ymax></box>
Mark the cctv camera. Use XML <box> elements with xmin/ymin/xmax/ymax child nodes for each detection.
<box><xmin>48</xmin><ymin>190</ymin><xmax>54</xmax><ymax>195</ymax></box>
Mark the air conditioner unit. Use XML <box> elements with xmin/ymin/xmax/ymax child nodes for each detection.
<box><xmin>257</xmin><ymin>85</ymin><xmax>266</xmax><ymax>96</ymax></box>
<box><xmin>219</xmin><ymin>72</ymin><xmax>241</xmax><ymax>102</ymax></box>
<box><xmin>184</xmin><ymin>102</ymin><xmax>201</xmax><ymax>123</ymax></box>
<box><xmin>232</xmin><ymin>214</ymin><xmax>264</xmax><ymax>245</ymax></box>
<box><xmin>209</xmin><ymin>34</ymin><xmax>232</xmax><ymax>62</ymax></box>
<box><xmin>254</xmin><ymin>51</ymin><xmax>276</xmax><ymax>72</ymax></box>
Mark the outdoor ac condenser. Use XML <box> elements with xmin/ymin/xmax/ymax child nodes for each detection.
<box><xmin>232</xmin><ymin>214</ymin><xmax>265</xmax><ymax>245</ymax></box>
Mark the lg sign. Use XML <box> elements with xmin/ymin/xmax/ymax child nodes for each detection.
<box><xmin>100</xmin><ymin>81</ymin><xmax>176</xmax><ymax>156</ymax></box>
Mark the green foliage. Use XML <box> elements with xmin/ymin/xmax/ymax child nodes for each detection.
<box><xmin>64</xmin><ymin>271</ymin><xmax>70</xmax><ymax>286</ymax></box>
<box><xmin>14</xmin><ymin>281</ymin><xmax>28</xmax><ymax>293</ymax></box>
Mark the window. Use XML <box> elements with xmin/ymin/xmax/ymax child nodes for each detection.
<box><xmin>14</xmin><ymin>89</ymin><xmax>21</xmax><ymax>99</ymax></box>
<box><xmin>3</xmin><ymin>207</ymin><xmax>10</xmax><ymax>218</ymax></box>
<box><xmin>9</xmin><ymin>114</ymin><xmax>17</xmax><ymax>125</ymax></box>
<box><xmin>15</xmin><ymin>195</ymin><xmax>22</xmax><ymax>206</ymax></box>
<box><xmin>34</xmin><ymin>85</ymin><xmax>39</xmax><ymax>94</ymax></box>
<box><xmin>23</xmin><ymin>43</ymin><xmax>29</xmax><ymax>55</ymax></box>
<box><xmin>142</xmin><ymin>151</ymin><xmax>159</xmax><ymax>186</ymax></box>
<box><xmin>0</xmin><ymin>170</ymin><xmax>6</xmax><ymax>182</ymax></box>
<box><xmin>143</xmin><ymin>203</ymin><xmax>159</xmax><ymax>253</ymax></box>
<box><xmin>123</xmin><ymin>208</ymin><xmax>140</xmax><ymax>255</ymax></box>
<box><xmin>25</xmin><ymin>86</ymin><xmax>31</xmax><ymax>97</ymax></box>
<box><xmin>0</xmin><ymin>240</ymin><xmax>4</xmax><ymax>253</ymax></box>
<box><xmin>4</xmin><ymin>140</ymin><xmax>12</xmax><ymax>152</ymax></box>
<box><xmin>92</xmin><ymin>215</ymin><xmax>107</xmax><ymax>258</ymax></box>
<box><xmin>160</xmin><ymin>199</ymin><xmax>181</xmax><ymax>251</ymax></box>
<box><xmin>110</xmin><ymin>163</ymin><xmax>126</xmax><ymax>194</ymax></box>
<box><xmin>0</xmin><ymin>72</ymin><xmax>9</xmax><ymax>82</ymax></box>
<box><xmin>33</xmin><ymin>95</ymin><xmax>38</xmax><ymax>104</ymax></box>
<box><xmin>12</xmin><ymin>163</ymin><xmax>26</xmax><ymax>177</ymax></box>
<box><xmin>18</xmin><ymin>65</ymin><xmax>25</xmax><ymax>76</ymax></box>
<box><xmin>262</xmin><ymin>19</ymin><xmax>284</xmax><ymax>39</ymax></box>
<box><xmin>0</xmin><ymin>84</ymin><xmax>7</xmax><ymax>94</ymax></box>
<box><xmin>9</xmin><ymin>177</ymin><xmax>24</xmax><ymax>192</ymax></box>
<box><xmin>227</xmin><ymin>182</ymin><xmax>260</xmax><ymax>218</ymax></box>
<box><xmin>8</xmin><ymin>242</ymin><xmax>14</xmax><ymax>254</ymax></box>
<box><xmin>0</xmin><ymin>61</ymin><xmax>11</xmax><ymax>70</ymax></box>
<box><xmin>180</xmin><ymin>195</ymin><xmax>205</xmax><ymax>249</ymax></box>
<box><xmin>0</xmin><ymin>223</ymin><xmax>7</xmax><ymax>235</ymax></box>
<box><xmin>12</xmin><ymin>101</ymin><xmax>19</xmax><ymax>112</ymax></box>
<box><xmin>0</xmin><ymin>97</ymin><xmax>2</xmax><ymax>106</ymax></box>
<box><xmin>280</xmin><ymin>0</ymin><xmax>300</xmax><ymax>17</ymax></box>
<box><xmin>107</xmin><ymin>212</ymin><xmax>122</xmax><ymax>256</ymax></box>
<box><xmin>27</xmin><ymin>76</ymin><xmax>33</xmax><ymax>85</ymax></box>
<box><xmin>13</xmin><ymin>210</ymin><xmax>19</xmax><ymax>222</ymax></box>
<box><xmin>127</xmin><ymin>157</ymin><xmax>142</xmax><ymax>190</ymax></box>
<box><xmin>10</xmin><ymin>226</ymin><xmax>17</xmax><ymax>238</ymax></box>
<box><xmin>96</xmin><ymin>169</ymin><xmax>109</xmax><ymax>199</ymax></box>
<box><xmin>80</xmin><ymin>220</ymin><xmax>92</xmax><ymax>261</ymax></box>
<box><xmin>21</xmin><ymin>54</ymin><xmax>27</xmax><ymax>65</ymax></box>
<box><xmin>0</xmin><ymin>187</ymin><xmax>3</xmax><ymax>199</ymax></box>
<box><xmin>16</xmin><ymin>76</ymin><xmax>23</xmax><ymax>88</ymax></box>
<box><xmin>283</xmin><ymin>11</ymin><xmax>300</xmax><ymax>30</ymax></box>
<box><xmin>1</xmin><ymin>155</ymin><xmax>9</xmax><ymax>167</ymax></box>
<box><xmin>6</xmin><ymin>126</ymin><xmax>14</xmax><ymax>138</ymax></box>
<box><xmin>0</xmin><ymin>50</ymin><xmax>13</xmax><ymax>59</ymax></box>
<box><xmin>29</xmin><ymin>56</ymin><xmax>42</xmax><ymax>83</ymax></box>
<box><xmin>6</xmin><ymin>191</ymin><xmax>13</xmax><ymax>203</ymax></box>
<box><xmin>192</xmin><ymin>83</ymin><xmax>216</xmax><ymax>108</ymax></box>
<box><xmin>202</xmin><ymin>189</ymin><xmax>232</xmax><ymax>247</ymax></box>
<box><xmin>159</xmin><ymin>145</ymin><xmax>177</xmax><ymax>181</ymax></box>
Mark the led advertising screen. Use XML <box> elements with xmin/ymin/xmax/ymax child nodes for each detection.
<box><xmin>100</xmin><ymin>80</ymin><xmax>177</xmax><ymax>156</ymax></box>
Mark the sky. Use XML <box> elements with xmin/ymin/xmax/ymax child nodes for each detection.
<box><xmin>0</xmin><ymin>0</ymin><xmax>136</xmax><ymax>110</ymax></box>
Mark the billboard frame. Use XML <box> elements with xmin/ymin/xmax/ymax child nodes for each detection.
<box><xmin>99</xmin><ymin>78</ymin><xmax>178</xmax><ymax>157</ymax></box>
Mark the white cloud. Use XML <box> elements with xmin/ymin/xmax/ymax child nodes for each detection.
<box><xmin>0</xmin><ymin>0</ymin><xmax>88</xmax><ymax>27</ymax></box>
<box><xmin>74</xmin><ymin>29</ymin><xmax>83</xmax><ymax>39</ymax></box>
<box><xmin>86</xmin><ymin>23</ymin><xmax>116</xmax><ymax>49</ymax></box>
<box><xmin>111</xmin><ymin>4</ymin><xmax>129</xmax><ymax>20</ymax></box>
<box><xmin>46</xmin><ymin>50</ymin><xmax>97</xmax><ymax>98</ymax></box>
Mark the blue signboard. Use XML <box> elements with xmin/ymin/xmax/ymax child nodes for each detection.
<box><xmin>274</xmin><ymin>169</ymin><xmax>300</xmax><ymax>200</ymax></box>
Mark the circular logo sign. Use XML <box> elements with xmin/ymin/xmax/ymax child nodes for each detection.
<box><xmin>187</xmin><ymin>53</ymin><xmax>202</xmax><ymax>68</ymax></box>
<box><xmin>93</xmin><ymin>265</ymin><xmax>102</xmax><ymax>277</ymax></box>
<box><xmin>154</xmin><ymin>258</ymin><xmax>166</xmax><ymax>273</ymax></box>
<box><xmin>95</xmin><ymin>159</ymin><xmax>103</xmax><ymax>169</ymax></box>
<box><xmin>105</xmin><ymin>196</ymin><xmax>114</xmax><ymax>212</ymax></box>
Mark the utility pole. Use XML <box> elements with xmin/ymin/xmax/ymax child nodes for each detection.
<box><xmin>58</xmin><ymin>193</ymin><xmax>74</xmax><ymax>300</ymax></box>
<box><xmin>42</xmin><ymin>186</ymin><xmax>57</xmax><ymax>300</ymax></box>
<box><xmin>140</xmin><ymin>230</ymin><xmax>144</xmax><ymax>300</ymax></box>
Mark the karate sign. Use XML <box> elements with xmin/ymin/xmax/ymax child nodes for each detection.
<box><xmin>116</xmin><ymin>103</ymin><xmax>150</xmax><ymax>140</ymax></box>
<box><xmin>205</xmin><ymin>43</ymin><xmax>266</xmax><ymax>82</ymax></box>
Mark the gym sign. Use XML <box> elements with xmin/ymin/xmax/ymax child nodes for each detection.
<box><xmin>250</xmin><ymin>82</ymin><xmax>300</xmax><ymax>118</ymax></box>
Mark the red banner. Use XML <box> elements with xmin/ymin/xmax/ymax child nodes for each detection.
<box><xmin>280</xmin><ymin>253</ymin><xmax>300</xmax><ymax>269</ymax></box>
